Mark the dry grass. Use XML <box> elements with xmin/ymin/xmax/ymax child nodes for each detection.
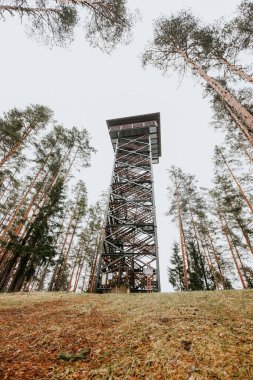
<box><xmin>0</xmin><ymin>290</ymin><xmax>252</xmax><ymax>379</ymax></box>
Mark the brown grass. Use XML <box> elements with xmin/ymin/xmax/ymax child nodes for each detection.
<box><xmin>0</xmin><ymin>290</ymin><xmax>252</xmax><ymax>379</ymax></box>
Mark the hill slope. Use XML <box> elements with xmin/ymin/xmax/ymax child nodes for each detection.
<box><xmin>0</xmin><ymin>291</ymin><xmax>252</xmax><ymax>379</ymax></box>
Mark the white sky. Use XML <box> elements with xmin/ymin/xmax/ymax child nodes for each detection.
<box><xmin>0</xmin><ymin>0</ymin><xmax>243</xmax><ymax>291</ymax></box>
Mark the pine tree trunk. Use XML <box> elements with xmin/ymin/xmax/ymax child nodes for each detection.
<box><xmin>73</xmin><ymin>256</ymin><xmax>85</xmax><ymax>292</ymax></box>
<box><xmin>66</xmin><ymin>249</ymin><xmax>80</xmax><ymax>292</ymax></box>
<box><xmin>205</xmin><ymin>243</ymin><xmax>221</xmax><ymax>290</ymax></box>
<box><xmin>188</xmin><ymin>207</ymin><xmax>209</xmax><ymax>290</ymax></box>
<box><xmin>20</xmin><ymin>257</ymin><xmax>37</xmax><ymax>292</ymax></box>
<box><xmin>0</xmin><ymin>5</ymin><xmax>62</xmax><ymax>16</ymax></box>
<box><xmin>55</xmin><ymin>221</ymin><xmax>77</xmax><ymax>290</ymax></box>
<box><xmin>217</xmin><ymin>212</ymin><xmax>246</xmax><ymax>289</ymax></box>
<box><xmin>235</xmin><ymin>217</ymin><xmax>253</xmax><ymax>257</ymax></box>
<box><xmin>225</xmin><ymin>105</ymin><xmax>253</xmax><ymax>147</ymax></box>
<box><xmin>207</xmin><ymin>232</ymin><xmax>226</xmax><ymax>290</ymax></box>
<box><xmin>176</xmin><ymin>188</ymin><xmax>189</xmax><ymax>290</ymax></box>
<box><xmin>179</xmin><ymin>51</ymin><xmax>253</xmax><ymax>133</ymax></box>
<box><xmin>88</xmin><ymin>228</ymin><xmax>103</xmax><ymax>292</ymax></box>
<box><xmin>24</xmin><ymin>264</ymin><xmax>40</xmax><ymax>292</ymax></box>
<box><xmin>0</xmin><ymin>126</ymin><xmax>32</xmax><ymax>168</ymax></box>
<box><xmin>0</xmin><ymin>206</ymin><xmax>12</xmax><ymax>230</ymax></box>
<box><xmin>229</xmin><ymin>233</ymin><xmax>252</xmax><ymax>288</ymax></box>
<box><xmin>87</xmin><ymin>251</ymin><xmax>98</xmax><ymax>293</ymax></box>
<box><xmin>219</xmin><ymin>57</ymin><xmax>253</xmax><ymax>85</ymax></box>
<box><xmin>48</xmin><ymin>258</ymin><xmax>62</xmax><ymax>291</ymax></box>
<box><xmin>50</xmin><ymin>207</ymin><xmax>77</xmax><ymax>291</ymax></box>
<box><xmin>0</xmin><ymin>169</ymin><xmax>18</xmax><ymax>199</ymax></box>
<box><xmin>0</xmin><ymin>159</ymin><xmax>49</xmax><ymax>241</ymax></box>
<box><xmin>0</xmin><ymin>173</ymin><xmax>50</xmax><ymax>271</ymax></box>
<box><xmin>219</xmin><ymin>150</ymin><xmax>253</xmax><ymax>214</ymax></box>
<box><xmin>0</xmin><ymin>255</ymin><xmax>18</xmax><ymax>291</ymax></box>
<box><xmin>15</xmin><ymin>171</ymin><xmax>50</xmax><ymax>237</ymax></box>
<box><xmin>8</xmin><ymin>255</ymin><xmax>30</xmax><ymax>292</ymax></box>
<box><xmin>15</xmin><ymin>146</ymin><xmax>73</xmax><ymax>243</ymax></box>
<box><xmin>54</xmin><ymin>179</ymin><xmax>82</xmax><ymax>290</ymax></box>
<box><xmin>234</xmin><ymin>138</ymin><xmax>253</xmax><ymax>163</ymax></box>
<box><xmin>200</xmin><ymin>242</ymin><xmax>220</xmax><ymax>290</ymax></box>
<box><xmin>222</xmin><ymin>185</ymin><xmax>253</xmax><ymax>257</ymax></box>
<box><xmin>81</xmin><ymin>267</ymin><xmax>88</xmax><ymax>292</ymax></box>
<box><xmin>1</xmin><ymin>148</ymin><xmax>72</xmax><ymax>292</ymax></box>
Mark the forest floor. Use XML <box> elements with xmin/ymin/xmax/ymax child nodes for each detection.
<box><xmin>0</xmin><ymin>290</ymin><xmax>253</xmax><ymax>380</ymax></box>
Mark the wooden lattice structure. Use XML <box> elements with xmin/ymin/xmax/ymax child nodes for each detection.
<box><xmin>92</xmin><ymin>113</ymin><xmax>161</xmax><ymax>293</ymax></box>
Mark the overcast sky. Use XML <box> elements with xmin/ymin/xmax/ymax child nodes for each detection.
<box><xmin>0</xmin><ymin>0</ymin><xmax>243</xmax><ymax>291</ymax></box>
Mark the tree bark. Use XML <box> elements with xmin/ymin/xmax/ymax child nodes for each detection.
<box><xmin>87</xmin><ymin>225</ymin><xmax>104</xmax><ymax>292</ymax></box>
<box><xmin>219</xmin><ymin>150</ymin><xmax>253</xmax><ymax>214</ymax></box>
<box><xmin>55</xmin><ymin>220</ymin><xmax>77</xmax><ymax>290</ymax></box>
<box><xmin>176</xmin><ymin>187</ymin><xmax>189</xmax><ymax>290</ymax></box>
<box><xmin>219</xmin><ymin>57</ymin><xmax>253</xmax><ymax>85</ymax></box>
<box><xmin>0</xmin><ymin>126</ymin><xmax>32</xmax><ymax>168</ymax></box>
<box><xmin>225</xmin><ymin>104</ymin><xmax>253</xmax><ymax>147</ymax></box>
<box><xmin>217</xmin><ymin>211</ymin><xmax>246</xmax><ymax>289</ymax></box>
<box><xmin>8</xmin><ymin>255</ymin><xmax>30</xmax><ymax>292</ymax></box>
<box><xmin>200</xmin><ymin>241</ymin><xmax>220</xmax><ymax>290</ymax></box>
<box><xmin>0</xmin><ymin>5</ymin><xmax>62</xmax><ymax>16</ymax></box>
<box><xmin>0</xmin><ymin>153</ymin><xmax>51</xmax><ymax>241</ymax></box>
<box><xmin>207</xmin><ymin>231</ymin><xmax>226</xmax><ymax>290</ymax></box>
<box><xmin>66</xmin><ymin>248</ymin><xmax>80</xmax><ymax>292</ymax></box>
<box><xmin>179</xmin><ymin>51</ymin><xmax>253</xmax><ymax>133</ymax></box>
<box><xmin>229</xmin><ymin>232</ymin><xmax>252</xmax><ymax>288</ymax></box>
<box><xmin>188</xmin><ymin>207</ymin><xmax>209</xmax><ymax>290</ymax></box>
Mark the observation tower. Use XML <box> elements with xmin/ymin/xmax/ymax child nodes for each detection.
<box><xmin>94</xmin><ymin>113</ymin><xmax>161</xmax><ymax>293</ymax></box>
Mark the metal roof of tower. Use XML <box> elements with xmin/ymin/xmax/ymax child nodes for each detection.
<box><xmin>106</xmin><ymin>112</ymin><xmax>161</xmax><ymax>164</ymax></box>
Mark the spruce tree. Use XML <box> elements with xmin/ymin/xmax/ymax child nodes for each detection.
<box><xmin>168</xmin><ymin>242</ymin><xmax>185</xmax><ymax>291</ymax></box>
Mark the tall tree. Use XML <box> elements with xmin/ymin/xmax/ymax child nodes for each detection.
<box><xmin>209</xmin><ymin>86</ymin><xmax>253</xmax><ymax>150</ymax></box>
<box><xmin>52</xmin><ymin>180</ymin><xmax>88</xmax><ymax>291</ymax></box>
<box><xmin>168</xmin><ymin>166</ymin><xmax>231</xmax><ymax>291</ymax></box>
<box><xmin>210</xmin><ymin>168</ymin><xmax>253</xmax><ymax>288</ymax></box>
<box><xmin>0</xmin><ymin>0</ymin><xmax>135</xmax><ymax>51</ymax></box>
<box><xmin>215</xmin><ymin>146</ymin><xmax>253</xmax><ymax>215</ymax></box>
<box><xmin>0</xmin><ymin>108</ymin><xmax>95</xmax><ymax>292</ymax></box>
<box><xmin>0</xmin><ymin>176</ymin><xmax>66</xmax><ymax>292</ymax></box>
<box><xmin>168</xmin><ymin>167</ymin><xmax>189</xmax><ymax>290</ymax></box>
<box><xmin>0</xmin><ymin>104</ymin><xmax>53</xmax><ymax>168</ymax></box>
<box><xmin>225</xmin><ymin>0</ymin><xmax>253</xmax><ymax>50</ymax></box>
<box><xmin>193</xmin><ymin>22</ymin><xmax>253</xmax><ymax>83</ymax></box>
<box><xmin>142</xmin><ymin>10</ymin><xmax>253</xmax><ymax>133</ymax></box>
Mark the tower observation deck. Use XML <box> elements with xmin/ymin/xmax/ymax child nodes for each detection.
<box><xmin>94</xmin><ymin>113</ymin><xmax>161</xmax><ymax>293</ymax></box>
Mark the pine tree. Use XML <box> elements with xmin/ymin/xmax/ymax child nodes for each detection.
<box><xmin>168</xmin><ymin>166</ymin><xmax>232</xmax><ymax>291</ymax></box>
<box><xmin>0</xmin><ymin>105</ymin><xmax>53</xmax><ymax>168</ymax></box>
<box><xmin>225</xmin><ymin>1</ymin><xmax>253</xmax><ymax>51</ymax></box>
<box><xmin>0</xmin><ymin>0</ymin><xmax>135</xmax><ymax>51</ymax></box>
<box><xmin>208</xmin><ymin>86</ymin><xmax>253</xmax><ymax>150</ymax></box>
<box><xmin>210</xmin><ymin>175</ymin><xmax>252</xmax><ymax>289</ymax></box>
<box><xmin>142</xmin><ymin>10</ymin><xmax>253</xmax><ymax>133</ymax></box>
<box><xmin>0</xmin><ymin>108</ymin><xmax>95</xmax><ymax>292</ymax></box>
<box><xmin>0</xmin><ymin>176</ymin><xmax>65</xmax><ymax>292</ymax></box>
<box><xmin>51</xmin><ymin>180</ymin><xmax>88</xmax><ymax>291</ymax></box>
